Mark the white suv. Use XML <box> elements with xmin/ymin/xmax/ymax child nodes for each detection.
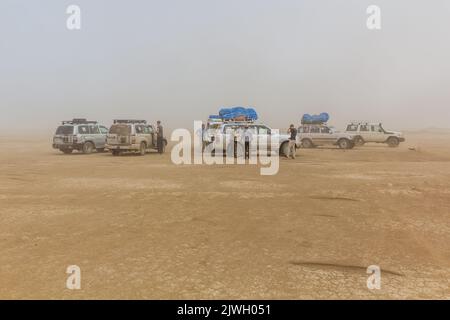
<box><xmin>52</xmin><ymin>119</ymin><xmax>109</xmax><ymax>154</ymax></box>
<box><xmin>345</xmin><ymin>122</ymin><xmax>405</xmax><ymax>147</ymax></box>
<box><xmin>204</xmin><ymin>121</ymin><xmax>292</xmax><ymax>157</ymax></box>
<box><xmin>106</xmin><ymin>120</ymin><xmax>167</xmax><ymax>156</ymax></box>
<box><xmin>296</xmin><ymin>124</ymin><xmax>356</xmax><ymax>149</ymax></box>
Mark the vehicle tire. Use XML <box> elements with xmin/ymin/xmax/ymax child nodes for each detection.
<box><xmin>112</xmin><ymin>150</ymin><xmax>121</xmax><ymax>156</ymax></box>
<box><xmin>82</xmin><ymin>142</ymin><xmax>94</xmax><ymax>154</ymax></box>
<box><xmin>139</xmin><ymin>142</ymin><xmax>146</xmax><ymax>156</ymax></box>
<box><xmin>387</xmin><ymin>137</ymin><xmax>400</xmax><ymax>147</ymax></box>
<box><xmin>302</xmin><ymin>139</ymin><xmax>313</xmax><ymax>149</ymax></box>
<box><xmin>280</xmin><ymin>141</ymin><xmax>290</xmax><ymax>157</ymax></box>
<box><xmin>61</xmin><ymin>148</ymin><xmax>72</xmax><ymax>154</ymax></box>
<box><xmin>354</xmin><ymin>136</ymin><xmax>365</xmax><ymax>146</ymax></box>
<box><xmin>338</xmin><ymin>138</ymin><xmax>351</xmax><ymax>149</ymax></box>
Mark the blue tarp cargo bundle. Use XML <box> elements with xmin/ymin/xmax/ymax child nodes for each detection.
<box><xmin>217</xmin><ymin>107</ymin><xmax>258</xmax><ymax>121</ymax></box>
<box><xmin>301</xmin><ymin>112</ymin><xmax>329</xmax><ymax>124</ymax></box>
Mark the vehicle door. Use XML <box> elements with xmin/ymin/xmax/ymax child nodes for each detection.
<box><xmin>221</xmin><ymin>125</ymin><xmax>236</xmax><ymax>150</ymax></box>
<box><xmin>89</xmin><ymin>124</ymin><xmax>102</xmax><ymax>148</ymax></box>
<box><xmin>54</xmin><ymin>125</ymin><xmax>74</xmax><ymax>144</ymax></box>
<box><xmin>297</xmin><ymin>125</ymin><xmax>308</xmax><ymax>143</ymax></box>
<box><xmin>98</xmin><ymin>126</ymin><xmax>109</xmax><ymax>147</ymax></box>
<box><xmin>256</xmin><ymin>125</ymin><xmax>271</xmax><ymax>153</ymax></box>
<box><xmin>309</xmin><ymin>125</ymin><xmax>322</xmax><ymax>145</ymax></box>
<box><xmin>358</xmin><ymin>124</ymin><xmax>371</xmax><ymax>140</ymax></box>
<box><xmin>77</xmin><ymin>125</ymin><xmax>91</xmax><ymax>145</ymax></box>
<box><xmin>319</xmin><ymin>126</ymin><xmax>334</xmax><ymax>145</ymax></box>
<box><xmin>145</xmin><ymin>125</ymin><xmax>156</xmax><ymax>148</ymax></box>
<box><xmin>370</xmin><ymin>124</ymin><xmax>385</xmax><ymax>142</ymax></box>
<box><xmin>134</xmin><ymin>125</ymin><xmax>145</xmax><ymax>146</ymax></box>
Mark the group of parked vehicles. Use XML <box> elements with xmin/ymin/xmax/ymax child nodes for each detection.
<box><xmin>52</xmin><ymin>115</ymin><xmax>405</xmax><ymax>157</ymax></box>
<box><xmin>201</xmin><ymin>114</ymin><xmax>405</xmax><ymax>158</ymax></box>
<box><xmin>296</xmin><ymin>121</ymin><xmax>405</xmax><ymax>150</ymax></box>
<box><xmin>52</xmin><ymin>119</ymin><xmax>167</xmax><ymax>155</ymax></box>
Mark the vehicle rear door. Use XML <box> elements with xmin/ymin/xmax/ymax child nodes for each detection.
<box><xmin>54</xmin><ymin>125</ymin><xmax>74</xmax><ymax>144</ymax></box>
<box><xmin>358</xmin><ymin>124</ymin><xmax>371</xmax><ymax>140</ymax></box>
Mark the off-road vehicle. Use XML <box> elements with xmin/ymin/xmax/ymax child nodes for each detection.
<box><xmin>204</xmin><ymin>121</ymin><xmax>292</xmax><ymax>157</ymax></box>
<box><xmin>106</xmin><ymin>120</ymin><xmax>167</xmax><ymax>156</ymax></box>
<box><xmin>297</xmin><ymin>124</ymin><xmax>355</xmax><ymax>149</ymax></box>
<box><xmin>52</xmin><ymin>119</ymin><xmax>109</xmax><ymax>154</ymax></box>
<box><xmin>345</xmin><ymin>122</ymin><xmax>405</xmax><ymax>147</ymax></box>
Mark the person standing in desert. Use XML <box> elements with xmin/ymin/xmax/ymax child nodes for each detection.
<box><xmin>156</xmin><ymin>120</ymin><xmax>164</xmax><ymax>154</ymax></box>
<box><xmin>287</xmin><ymin>124</ymin><xmax>297</xmax><ymax>159</ymax></box>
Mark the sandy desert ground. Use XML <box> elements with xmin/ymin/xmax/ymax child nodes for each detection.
<box><xmin>0</xmin><ymin>130</ymin><xmax>449</xmax><ymax>299</ymax></box>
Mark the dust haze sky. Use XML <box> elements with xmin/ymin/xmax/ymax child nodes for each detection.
<box><xmin>1</xmin><ymin>0</ymin><xmax>449</xmax><ymax>134</ymax></box>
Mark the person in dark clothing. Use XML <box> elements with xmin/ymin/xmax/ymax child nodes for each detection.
<box><xmin>156</xmin><ymin>120</ymin><xmax>164</xmax><ymax>154</ymax></box>
<box><xmin>287</xmin><ymin>124</ymin><xmax>297</xmax><ymax>159</ymax></box>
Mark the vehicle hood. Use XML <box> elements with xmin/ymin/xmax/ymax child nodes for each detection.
<box><xmin>385</xmin><ymin>130</ymin><xmax>403</xmax><ymax>136</ymax></box>
<box><xmin>276</xmin><ymin>133</ymin><xmax>291</xmax><ymax>140</ymax></box>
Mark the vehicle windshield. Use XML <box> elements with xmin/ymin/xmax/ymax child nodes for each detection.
<box><xmin>207</xmin><ymin>123</ymin><xmax>221</xmax><ymax>130</ymax></box>
<box><xmin>55</xmin><ymin>126</ymin><xmax>74</xmax><ymax>135</ymax></box>
<box><xmin>109</xmin><ymin>124</ymin><xmax>131</xmax><ymax>135</ymax></box>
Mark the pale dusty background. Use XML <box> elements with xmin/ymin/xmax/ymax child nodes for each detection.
<box><xmin>1</xmin><ymin>0</ymin><xmax>450</xmax><ymax>132</ymax></box>
<box><xmin>0</xmin><ymin>131</ymin><xmax>449</xmax><ymax>299</ymax></box>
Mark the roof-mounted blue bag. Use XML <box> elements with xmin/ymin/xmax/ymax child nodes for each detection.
<box><xmin>301</xmin><ymin>112</ymin><xmax>329</xmax><ymax>124</ymax></box>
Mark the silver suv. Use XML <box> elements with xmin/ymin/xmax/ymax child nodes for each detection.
<box><xmin>345</xmin><ymin>122</ymin><xmax>405</xmax><ymax>147</ymax></box>
<box><xmin>204</xmin><ymin>121</ymin><xmax>292</xmax><ymax>156</ymax></box>
<box><xmin>106</xmin><ymin>120</ymin><xmax>167</xmax><ymax>156</ymax></box>
<box><xmin>297</xmin><ymin>124</ymin><xmax>355</xmax><ymax>149</ymax></box>
<box><xmin>52</xmin><ymin>119</ymin><xmax>109</xmax><ymax>154</ymax></box>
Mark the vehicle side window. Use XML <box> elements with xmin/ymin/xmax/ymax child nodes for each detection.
<box><xmin>143</xmin><ymin>126</ymin><xmax>151</xmax><ymax>134</ymax></box>
<box><xmin>360</xmin><ymin>125</ymin><xmax>369</xmax><ymax>132</ymax></box>
<box><xmin>223</xmin><ymin>125</ymin><xmax>234</xmax><ymax>134</ymax></box>
<box><xmin>310</xmin><ymin>126</ymin><xmax>320</xmax><ymax>133</ymax></box>
<box><xmin>347</xmin><ymin>125</ymin><xmax>357</xmax><ymax>131</ymax></box>
<box><xmin>135</xmin><ymin>125</ymin><xmax>144</xmax><ymax>134</ymax></box>
<box><xmin>371</xmin><ymin>125</ymin><xmax>382</xmax><ymax>132</ymax></box>
<box><xmin>147</xmin><ymin>125</ymin><xmax>154</xmax><ymax>134</ymax></box>
<box><xmin>100</xmin><ymin>126</ymin><xmax>109</xmax><ymax>134</ymax></box>
<box><xmin>78</xmin><ymin>126</ymin><xmax>89</xmax><ymax>134</ymax></box>
<box><xmin>321</xmin><ymin>127</ymin><xmax>330</xmax><ymax>134</ymax></box>
<box><xmin>258</xmin><ymin>126</ymin><xmax>269</xmax><ymax>135</ymax></box>
<box><xmin>90</xmin><ymin>125</ymin><xmax>100</xmax><ymax>134</ymax></box>
<box><xmin>300</xmin><ymin>126</ymin><xmax>309</xmax><ymax>133</ymax></box>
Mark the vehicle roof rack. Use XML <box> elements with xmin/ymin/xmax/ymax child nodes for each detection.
<box><xmin>223</xmin><ymin>119</ymin><xmax>255</xmax><ymax>123</ymax></box>
<box><xmin>62</xmin><ymin>118</ymin><xmax>98</xmax><ymax>125</ymax></box>
<box><xmin>349</xmin><ymin>120</ymin><xmax>382</xmax><ymax>125</ymax></box>
<box><xmin>113</xmin><ymin>119</ymin><xmax>147</xmax><ymax>124</ymax></box>
<box><xmin>300</xmin><ymin>122</ymin><xmax>328</xmax><ymax>125</ymax></box>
